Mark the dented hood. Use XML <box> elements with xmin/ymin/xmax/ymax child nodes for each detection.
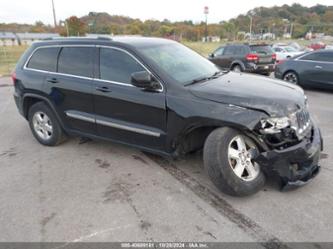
<box><xmin>189</xmin><ymin>72</ymin><xmax>306</xmax><ymax>116</ymax></box>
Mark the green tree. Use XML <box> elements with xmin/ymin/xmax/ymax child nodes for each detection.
<box><xmin>66</xmin><ymin>16</ymin><xmax>87</xmax><ymax>36</ymax></box>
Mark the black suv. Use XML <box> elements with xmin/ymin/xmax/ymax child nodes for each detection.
<box><xmin>208</xmin><ymin>44</ymin><xmax>276</xmax><ymax>75</ymax></box>
<box><xmin>13</xmin><ymin>37</ymin><xmax>322</xmax><ymax>196</ymax></box>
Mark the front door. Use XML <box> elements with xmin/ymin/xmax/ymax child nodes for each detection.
<box><xmin>93</xmin><ymin>47</ymin><xmax>167</xmax><ymax>150</ymax></box>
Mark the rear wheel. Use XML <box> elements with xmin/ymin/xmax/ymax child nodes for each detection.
<box><xmin>28</xmin><ymin>102</ymin><xmax>67</xmax><ymax>146</ymax></box>
<box><xmin>203</xmin><ymin>127</ymin><xmax>265</xmax><ymax>196</ymax></box>
<box><xmin>283</xmin><ymin>71</ymin><xmax>299</xmax><ymax>84</ymax></box>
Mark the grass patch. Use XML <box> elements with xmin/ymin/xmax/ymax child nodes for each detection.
<box><xmin>183</xmin><ymin>41</ymin><xmax>223</xmax><ymax>56</ymax></box>
<box><xmin>0</xmin><ymin>46</ymin><xmax>29</xmax><ymax>75</ymax></box>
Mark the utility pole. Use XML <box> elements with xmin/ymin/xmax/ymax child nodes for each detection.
<box><xmin>51</xmin><ymin>0</ymin><xmax>57</xmax><ymax>27</ymax></box>
<box><xmin>249</xmin><ymin>16</ymin><xmax>253</xmax><ymax>42</ymax></box>
<box><xmin>204</xmin><ymin>6</ymin><xmax>209</xmax><ymax>42</ymax></box>
<box><xmin>290</xmin><ymin>23</ymin><xmax>293</xmax><ymax>38</ymax></box>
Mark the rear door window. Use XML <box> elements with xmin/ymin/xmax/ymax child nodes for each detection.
<box><xmin>302</xmin><ymin>52</ymin><xmax>333</xmax><ymax>62</ymax></box>
<box><xmin>26</xmin><ymin>47</ymin><xmax>60</xmax><ymax>72</ymax></box>
<box><xmin>57</xmin><ymin>47</ymin><xmax>94</xmax><ymax>78</ymax></box>
<box><xmin>224</xmin><ymin>46</ymin><xmax>235</xmax><ymax>56</ymax></box>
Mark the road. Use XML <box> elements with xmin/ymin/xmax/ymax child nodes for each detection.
<box><xmin>0</xmin><ymin>77</ymin><xmax>332</xmax><ymax>244</ymax></box>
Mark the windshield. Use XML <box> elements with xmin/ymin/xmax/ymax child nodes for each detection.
<box><xmin>139</xmin><ymin>43</ymin><xmax>220</xmax><ymax>84</ymax></box>
<box><xmin>284</xmin><ymin>46</ymin><xmax>297</xmax><ymax>52</ymax></box>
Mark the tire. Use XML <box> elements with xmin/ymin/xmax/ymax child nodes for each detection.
<box><xmin>232</xmin><ymin>65</ymin><xmax>242</xmax><ymax>72</ymax></box>
<box><xmin>283</xmin><ymin>71</ymin><xmax>299</xmax><ymax>84</ymax></box>
<box><xmin>28</xmin><ymin>102</ymin><xmax>67</xmax><ymax>146</ymax></box>
<box><xmin>203</xmin><ymin>127</ymin><xmax>265</xmax><ymax>197</ymax></box>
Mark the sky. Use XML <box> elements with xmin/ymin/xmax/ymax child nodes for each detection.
<box><xmin>0</xmin><ymin>0</ymin><xmax>332</xmax><ymax>25</ymax></box>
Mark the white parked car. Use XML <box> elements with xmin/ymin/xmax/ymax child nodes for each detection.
<box><xmin>272</xmin><ymin>46</ymin><xmax>304</xmax><ymax>62</ymax></box>
<box><xmin>325</xmin><ymin>44</ymin><xmax>333</xmax><ymax>50</ymax></box>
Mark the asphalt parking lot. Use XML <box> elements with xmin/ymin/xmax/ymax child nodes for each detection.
<box><xmin>0</xmin><ymin>76</ymin><xmax>332</xmax><ymax>244</ymax></box>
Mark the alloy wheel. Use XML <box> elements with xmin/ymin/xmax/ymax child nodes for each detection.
<box><xmin>32</xmin><ymin>111</ymin><xmax>53</xmax><ymax>140</ymax></box>
<box><xmin>283</xmin><ymin>72</ymin><xmax>298</xmax><ymax>84</ymax></box>
<box><xmin>227</xmin><ymin>135</ymin><xmax>260</xmax><ymax>181</ymax></box>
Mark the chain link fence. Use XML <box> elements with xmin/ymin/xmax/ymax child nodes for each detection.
<box><xmin>0</xmin><ymin>45</ymin><xmax>28</xmax><ymax>76</ymax></box>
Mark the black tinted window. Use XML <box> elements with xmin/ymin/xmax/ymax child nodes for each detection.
<box><xmin>27</xmin><ymin>47</ymin><xmax>59</xmax><ymax>72</ymax></box>
<box><xmin>302</xmin><ymin>52</ymin><xmax>333</xmax><ymax>62</ymax></box>
<box><xmin>58</xmin><ymin>47</ymin><xmax>94</xmax><ymax>78</ymax></box>
<box><xmin>234</xmin><ymin>46</ymin><xmax>248</xmax><ymax>56</ymax></box>
<box><xmin>100</xmin><ymin>48</ymin><xmax>145</xmax><ymax>84</ymax></box>
<box><xmin>224</xmin><ymin>46</ymin><xmax>235</xmax><ymax>55</ymax></box>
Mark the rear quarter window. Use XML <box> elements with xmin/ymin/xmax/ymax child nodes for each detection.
<box><xmin>26</xmin><ymin>47</ymin><xmax>60</xmax><ymax>72</ymax></box>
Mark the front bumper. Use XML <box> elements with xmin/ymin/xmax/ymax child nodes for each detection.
<box><xmin>254</xmin><ymin>124</ymin><xmax>323</xmax><ymax>190</ymax></box>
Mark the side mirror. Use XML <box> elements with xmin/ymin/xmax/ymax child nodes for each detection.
<box><xmin>209</xmin><ymin>53</ymin><xmax>215</xmax><ymax>58</ymax></box>
<box><xmin>131</xmin><ymin>71</ymin><xmax>153</xmax><ymax>89</ymax></box>
<box><xmin>131</xmin><ymin>71</ymin><xmax>158</xmax><ymax>90</ymax></box>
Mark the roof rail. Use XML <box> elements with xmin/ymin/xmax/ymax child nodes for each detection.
<box><xmin>42</xmin><ymin>36</ymin><xmax>113</xmax><ymax>41</ymax></box>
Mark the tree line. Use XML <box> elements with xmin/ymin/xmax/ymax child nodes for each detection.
<box><xmin>1</xmin><ymin>3</ymin><xmax>333</xmax><ymax>41</ymax></box>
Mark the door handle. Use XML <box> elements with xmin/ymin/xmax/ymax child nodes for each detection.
<box><xmin>95</xmin><ymin>86</ymin><xmax>112</xmax><ymax>93</ymax></box>
<box><xmin>46</xmin><ymin>77</ymin><xmax>58</xmax><ymax>84</ymax></box>
<box><xmin>314</xmin><ymin>65</ymin><xmax>323</xmax><ymax>69</ymax></box>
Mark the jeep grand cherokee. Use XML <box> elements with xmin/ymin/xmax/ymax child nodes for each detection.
<box><xmin>13</xmin><ymin>37</ymin><xmax>322</xmax><ymax>196</ymax></box>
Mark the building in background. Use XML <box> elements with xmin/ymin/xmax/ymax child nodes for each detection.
<box><xmin>0</xmin><ymin>32</ymin><xmax>59</xmax><ymax>46</ymax></box>
<box><xmin>202</xmin><ymin>36</ymin><xmax>220</xmax><ymax>42</ymax></box>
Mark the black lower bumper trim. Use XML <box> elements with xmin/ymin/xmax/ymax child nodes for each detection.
<box><xmin>281</xmin><ymin>165</ymin><xmax>320</xmax><ymax>191</ymax></box>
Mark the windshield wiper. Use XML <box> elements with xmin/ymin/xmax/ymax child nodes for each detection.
<box><xmin>209</xmin><ymin>71</ymin><xmax>224</xmax><ymax>79</ymax></box>
<box><xmin>184</xmin><ymin>76</ymin><xmax>209</xmax><ymax>86</ymax></box>
<box><xmin>184</xmin><ymin>71</ymin><xmax>227</xmax><ymax>87</ymax></box>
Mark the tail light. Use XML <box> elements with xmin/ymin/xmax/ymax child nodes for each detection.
<box><xmin>246</xmin><ymin>53</ymin><xmax>259</xmax><ymax>61</ymax></box>
<box><xmin>272</xmin><ymin>53</ymin><xmax>277</xmax><ymax>60</ymax></box>
<box><xmin>11</xmin><ymin>71</ymin><xmax>17</xmax><ymax>86</ymax></box>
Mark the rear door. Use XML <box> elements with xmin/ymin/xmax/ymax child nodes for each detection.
<box><xmin>93</xmin><ymin>46</ymin><xmax>167</xmax><ymax>150</ymax></box>
<box><xmin>44</xmin><ymin>46</ymin><xmax>96</xmax><ymax>134</ymax></box>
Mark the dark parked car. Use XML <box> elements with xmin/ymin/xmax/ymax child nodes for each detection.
<box><xmin>208</xmin><ymin>44</ymin><xmax>276</xmax><ymax>75</ymax></box>
<box><xmin>275</xmin><ymin>50</ymin><xmax>333</xmax><ymax>90</ymax></box>
<box><xmin>13</xmin><ymin>37</ymin><xmax>322</xmax><ymax>196</ymax></box>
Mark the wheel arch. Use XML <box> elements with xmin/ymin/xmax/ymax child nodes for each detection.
<box><xmin>22</xmin><ymin>94</ymin><xmax>65</xmax><ymax>129</ymax></box>
<box><xmin>230</xmin><ymin>61</ymin><xmax>245</xmax><ymax>71</ymax></box>
<box><xmin>172</xmin><ymin>122</ymin><xmax>267</xmax><ymax>157</ymax></box>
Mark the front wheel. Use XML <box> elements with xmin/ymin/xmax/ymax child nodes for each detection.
<box><xmin>203</xmin><ymin>127</ymin><xmax>265</xmax><ymax>196</ymax></box>
<box><xmin>283</xmin><ymin>71</ymin><xmax>299</xmax><ymax>84</ymax></box>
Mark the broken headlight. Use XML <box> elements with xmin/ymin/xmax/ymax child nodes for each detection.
<box><xmin>260</xmin><ymin>117</ymin><xmax>290</xmax><ymax>134</ymax></box>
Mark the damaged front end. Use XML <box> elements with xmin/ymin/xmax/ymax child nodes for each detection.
<box><xmin>253</xmin><ymin>108</ymin><xmax>323</xmax><ymax>190</ymax></box>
